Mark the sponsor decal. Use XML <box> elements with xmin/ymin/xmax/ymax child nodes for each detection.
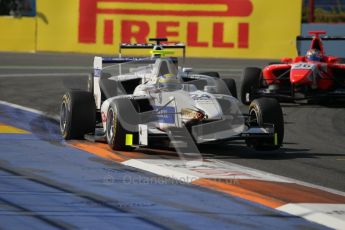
<box><xmin>191</xmin><ymin>94</ymin><xmax>212</xmax><ymax>101</ymax></box>
<box><xmin>292</xmin><ymin>63</ymin><xmax>315</xmax><ymax>70</ymax></box>
<box><xmin>154</xmin><ymin>106</ymin><xmax>176</xmax><ymax>124</ymax></box>
<box><xmin>94</xmin><ymin>69</ymin><xmax>102</xmax><ymax>77</ymax></box>
<box><xmin>32</xmin><ymin>0</ymin><xmax>301</xmax><ymax>58</ymax></box>
<box><xmin>78</xmin><ymin>0</ymin><xmax>252</xmax><ymax>48</ymax></box>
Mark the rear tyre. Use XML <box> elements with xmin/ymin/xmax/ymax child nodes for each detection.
<box><xmin>223</xmin><ymin>78</ymin><xmax>237</xmax><ymax>98</ymax></box>
<box><xmin>60</xmin><ymin>90</ymin><xmax>96</xmax><ymax>140</ymax></box>
<box><xmin>240</xmin><ymin>67</ymin><xmax>261</xmax><ymax>105</ymax></box>
<box><xmin>87</xmin><ymin>73</ymin><xmax>94</xmax><ymax>93</ymax></box>
<box><xmin>246</xmin><ymin>98</ymin><xmax>284</xmax><ymax>151</ymax></box>
<box><xmin>106</xmin><ymin>102</ymin><xmax>136</xmax><ymax>151</ymax></box>
<box><xmin>199</xmin><ymin>72</ymin><xmax>220</xmax><ymax>78</ymax></box>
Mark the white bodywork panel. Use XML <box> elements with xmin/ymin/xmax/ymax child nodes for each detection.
<box><xmin>139</xmin><ymin>124</ymin><xmax>148</xmax><ymax>146</ymax></box>
<box><xmin>93</xmin><ymin>56</ymin><xmax>103</xmax><ymax>109</ymax></box>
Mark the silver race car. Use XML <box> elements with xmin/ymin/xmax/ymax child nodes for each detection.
<box><xmin>60</xmin><ymin>39</ymin><xmax>284</xmax><ymax>151</ymax></box>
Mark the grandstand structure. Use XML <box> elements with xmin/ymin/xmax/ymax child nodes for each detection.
<box><xmin>303</xmin><ymin>0</ymin><xmax>345</xmax><ymax>22</ymax></box>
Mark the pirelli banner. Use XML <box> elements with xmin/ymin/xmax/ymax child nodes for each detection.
<box><xmin>37</xmin><ymin>0</ymin><xmax>302</xmax><ymax>58</ymax></box>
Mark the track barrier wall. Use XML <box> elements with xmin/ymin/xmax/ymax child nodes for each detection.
<box><xmin>0</xmin><ymin>0</ymin><xmax>303</xmax><ymax>58</ymax></box>
<box><xmin>0</xmin><ymin>16</ymin><xmax>35</xmax><ymax>52</ymax></box>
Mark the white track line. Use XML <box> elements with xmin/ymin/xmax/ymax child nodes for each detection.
<box><xmin>211</xmin><ymin>159</ymin><xmax>345</xmax><ymax>197</ymax></box>
<box><xmin>0</xmin><ymin>100</ymin><xmax>59</xmax><ymax>121</ymax></box>
<box><xmin>277</xmin><ymin>204</ymin><xmax>345</xmax><ymax>230</ymax></box>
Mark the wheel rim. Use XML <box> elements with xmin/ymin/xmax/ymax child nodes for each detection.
<box><xmin>106</xmin><ymin>108</ymin><xmax>114</xmax><ymax>140</ymax></box>
<box><xmin>249</xmin><ymin>108</ymin><xmax>259</xmax><ymax>126</ymax></box>
<box><xmin>245</xmin><ymin>93</ymin><xmax>250</xmax><ymax>103</ymax></box>
<box><xmin>60</xmin><ymin>102</ymin><xmax>68</xmax><ymax>133</ymax></box>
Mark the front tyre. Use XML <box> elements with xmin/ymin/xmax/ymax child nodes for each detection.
<box><xmin>60</xmin><ymin>90</ymin><xmax>96</xmax><ymax>140</ymax></box>
<box><xmin>240</xmin><ymin>67</ymin><xmax>261</xmax><ymax>105</ymax></box>
<box><xmin>106</xmin><ymin>104</ymin><xmax>135</xmax><ymax>151</ymax></box>
<box><xmin>247</xmin><ymin>98</ymin><xmax>284</xmax><ymax>151</ymax></box>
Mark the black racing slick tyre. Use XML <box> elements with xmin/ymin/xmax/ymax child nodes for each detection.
<box><xmin>60</xmin><ymin>90</ymin><xmax>96</xmax><ymax>140</ymax></box>
<box><xmin>223</xmin><ymin>78</ymin><xmax>238</xmax><ymax>98</ymax></box>
<box><xmin>247</xmin><ymin>98</ymin><xmax>284</xmax><ymax>151</ymax></box>
<box><xmin>87</xmin><ymin>73</ymin><xmax>94</xmax><ymax>93</ymax></box>
<box><xmin>240</xmin><ymin>67</ymin><xmax>261</xmax><ymax>105</ymax></box>
<box><xmin>106</xmin><ymin>101</ymin><xmax>137</xmax><ymax>151</ymax></box>
<box><xmin>199</xmin><ymin>72</ymin><xmax>220</xmax><ymax>78</ymax></box>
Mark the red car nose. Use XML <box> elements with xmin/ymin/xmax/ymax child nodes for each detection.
<box><xmin>290</xmin><ymin>69</ymin><xmax>313</xmax><ymax>85</ymax></box>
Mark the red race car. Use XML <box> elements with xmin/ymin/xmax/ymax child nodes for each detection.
<box><xmin>241</xmin><ymin>31</ymin><xmax>345</xmax><ymax>105</ymax></box>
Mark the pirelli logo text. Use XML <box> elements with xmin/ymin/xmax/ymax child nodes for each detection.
<box><xmin>78</xmin><ymin>0</ymin><xmax>253</xmax><ymax>49</ymax></box>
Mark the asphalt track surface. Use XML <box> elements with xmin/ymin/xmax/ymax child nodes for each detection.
<box><xmin>0</xmin><ymin>67</ymin><xmax>330</xmax><ymax>229</ymax></box>
<box><xmin>0</xmin><ymin>52</ymin><xmax>344</xmax><ymax>193</ymax></box>
<box><xmin>5</xmin><ymin>104</ymin><xmax>318</xmax><ymax>230</ymax></box>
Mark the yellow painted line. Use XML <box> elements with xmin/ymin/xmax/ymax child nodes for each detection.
<box><xmin>0</xmin><ymin>123</ymin><xmax>30</xmax><ymax>134</ymax></box>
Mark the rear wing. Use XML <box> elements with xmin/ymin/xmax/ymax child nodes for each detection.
<box><xmin>119</xmin><ymin>43</ymin><xmax>186</xmax><ymax>61</ymax></box>
<box><xmin>296</xmin><ymin>36</ymin><xmax>345</xmax><ymax>41</ymax></box>
<box><xmin>119</xmin><ymin>38</ymin><xmax>186</xmax><ymax>62</ymax></box>
<box><xmin>95</xmin><ymin>38</ymin><xmax>185</xmax><ymax>66</ymax></box>
<box><xmin>100</xmin><ymin>57</ymin><xmax>156</xmax><ymax>64</ymax></box>
<box><xmin>297</xmin><ymin>30</ymin><xmax>345</xmax><ymax>41</ymax></box>
<box><xmin>296</xmin><ymin>35</ymin><xmax>345</xmax><ymax>56</ymax></box>
<box><xmin>94</xmin><ymin>57</ymin><xmax>178</xmax><ymax>67</ymax></box>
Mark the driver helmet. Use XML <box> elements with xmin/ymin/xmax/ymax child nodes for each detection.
<box><xmin>157</xmin><ymin>73</ymin><xmax>182</xmax><ymax>91</ymax></box>
<box><xmin>306</xmin><ymin>49</ymin><xmax>323</xmax><ymax>62</ymax></box>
